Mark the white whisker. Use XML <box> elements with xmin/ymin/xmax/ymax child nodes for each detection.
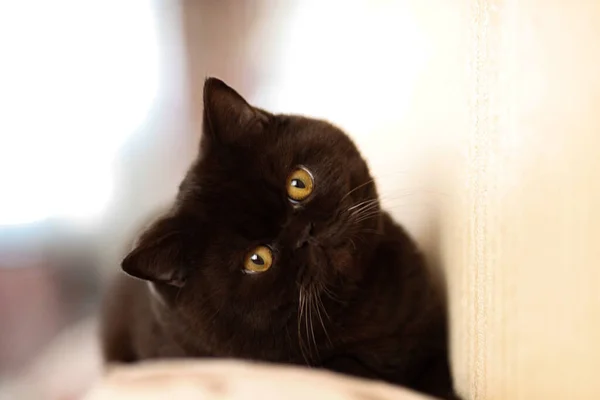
<box><xmin>340</xmin><ymin>179</ymin><xmax>375</xmax><ymax>203</ymax></box>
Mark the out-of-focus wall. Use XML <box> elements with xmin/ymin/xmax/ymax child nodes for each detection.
<box><xmin>445</xmin><ymin>1</ymin><xmax>600</xmax><ymax>399</ymax></box>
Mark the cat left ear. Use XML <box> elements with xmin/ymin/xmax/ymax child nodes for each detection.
<box><xmin>121</xmin><ymin>216</ymin><xmax>190</xmax><ymax>287</ymax></box>
<box><xmin>202</xmin><ymin>77</ymin><xmax>265</xmax><ymax>144</ymax></box>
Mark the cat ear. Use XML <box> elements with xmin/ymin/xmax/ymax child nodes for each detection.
<box><xmin>202</xmin><ymin>77</ymin><xmax>264</xmax><ymax>143</ymax></box>
<box><xmin>121</xmin><ymin>216</ymin><xmax>189</xmax><ymax>287</ymax></box>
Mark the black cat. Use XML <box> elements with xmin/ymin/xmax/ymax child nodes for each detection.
<box><xmin>101</xmin><ymin>78</ymin><xmax>458</xmax><ymax>399</ymax></box>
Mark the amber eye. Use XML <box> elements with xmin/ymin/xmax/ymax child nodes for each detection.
<box><xmin>286</xmin><ymin>167</ymin><xmax>314</xmax><ymax>202</ymax></box>
<box><xmin>244</xmin><ymin>245</ymin><xmax>273</xmax><ymax>273</ymax></box>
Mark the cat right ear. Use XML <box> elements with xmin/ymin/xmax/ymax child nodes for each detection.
<box><xmin>202</xmin><ymin>77</ymin><xmax>266</xmax><ymax>144</ymax></box>
<box><xmin>121</xmin><ymin>217</ymin><xmax>189</xmax><ymax>287</ymax></box>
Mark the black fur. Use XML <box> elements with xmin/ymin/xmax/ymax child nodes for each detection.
<box><xmin>101</xmin><ymin>78</ymin><xmax>458</xmax><ymax>399</ymax></box>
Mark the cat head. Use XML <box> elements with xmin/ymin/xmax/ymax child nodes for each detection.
<box><xmin>121</xmin><ymin>78</ymin><xmax>382</xmax><ymax>359</ymax></box>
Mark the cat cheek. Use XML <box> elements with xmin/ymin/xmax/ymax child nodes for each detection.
<box><xmin>329</xmin><ymin>248</ymin><xmax>356</xmax><ymax>276</ymax></box>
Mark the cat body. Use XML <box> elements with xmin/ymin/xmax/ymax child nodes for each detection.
<box><xmin>101</xmin><ymin>78</ymin><xmax>457</xmax><ymax>399</ymax></box>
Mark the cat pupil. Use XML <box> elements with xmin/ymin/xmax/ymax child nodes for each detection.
<box><xmin>291</xmin><ymin>179</ymin><xmax>306</xmax><ymax>189</ymax></box>
<box><xmin>251</xmin><ymin>254</ymin><xmax>264</xmax><ymax>265</ymax></box>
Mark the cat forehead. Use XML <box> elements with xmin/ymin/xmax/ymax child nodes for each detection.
<box><xmin>278</xmin><ymin>117</ymin><xmax>353</xmax><ymax>146</ymax></box>
<box><xmin>257</xmin><ymin>118</ymin><xmax>359</xmax><ymax>165</ymax></box>
<box><xmin>198</xmin><ymin>118</ymin><xmax>352</xmax><ymax>171</ymax></box>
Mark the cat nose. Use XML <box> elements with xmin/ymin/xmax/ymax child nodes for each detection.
<box><xmin>294</xmin><ymin>223</ymin><xmax>314</xmax><ymax>249</ymax></box>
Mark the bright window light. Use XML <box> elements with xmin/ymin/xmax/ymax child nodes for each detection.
<box><xmin>0</xmin><ymin>1</ymin><xmax>159</xmax><ymax>226</ymax></box>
